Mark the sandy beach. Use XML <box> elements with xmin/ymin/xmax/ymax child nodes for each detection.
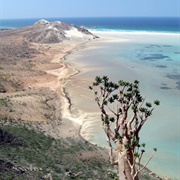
<box><xmin>0</xmin><ymin>25</ymin><xmax>90</xmax><ymax>139</ymax></box>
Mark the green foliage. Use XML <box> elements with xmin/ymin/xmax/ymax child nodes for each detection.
<box><xmin>114</xmin><ymin>177</ymin><xmax>119</xmax><ymax>180</ymax></box>
<box><xmin>90</xmin><ymin>76</ymin><xmax>160</xmax><ymax>132</ymax></box>
<box><xmin>134</xmin><ymin>80</ymin><xmax>139</xmax><ymax>84</ymax></box>
<box><xmin>132</xmin><ymin>139</ymin><xmax>140</xmax><ymax>147</ymax></box>
<box><xmin>141</xmin><ymin>149</ymin><xmax>145</xmax><ymax>153</ymax></box>
<box><xmin>153</xmin><ymin>148</ymin><xmax>157</xmax><ymax>152</ymax></box>
<box><xmin>154</xmin><ymin>100</ymin><xmax>160</xmax><ymax>106</ymax></box>
<box><xmin>141</xmin><ymin>143</ymin><xmax>146</xmax><ymax>148</ymax></box>
<box><xmin>108</xmin><ymin>97</ymin><xmax>114</xmax><ymax>103</ymax></box>
<box><xmin>103</xmin><ymin>100</ymin><xmax>108</xmax><ymax>105</ymax></box>
<box><xmin>0</xmin><ymin>98</ymin><xmax>8</xmax><ymax>107</ymax></box>
<box><xmin>146</xmin><ymin>102</ymin><xmax>152</xmax><ymax>108</ymax></box>
<box><xmin>134</xmin><ymin>152</ymin><xmax>140</xmax><ymax>158</ymax></box>
<box><xmin>109</xmin><ymin>117</ymin><xmax>115</xmax><ymax>122</ymax></box>
<box><xmin>90</xmin><ymin>76</ymin><xmax>160</xmax><ymax>179</ymax></box>
<box><xmin>95</xmin><ymin>76</ymin><xmax>102</xmax><ymax>84</ymax></box>
<box><xmin>88</xmin><ymin>86</ymin><xmax>93</xmax><ymax>90</ymax></box>
<box><xmin>117</xmin><ymin>135</ymin><xmax>123</xmax><ymax>140</ymax></box>
<box><xmin>131</xmin><ymin>105</ymin><xmax>137</xmax><ymax>111</ymax></box>
<box><xmin>0</xmin><ymin>124</ymin><xmax>114</xmax><ymax>180</ymax></box>
<box><xmin>139</xmin><ymin>107</ymin><xmax>146</xmax><ymax>113</ymax></box>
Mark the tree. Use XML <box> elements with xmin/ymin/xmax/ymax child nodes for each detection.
<box><xmin>89</xmin><ymin>76</ymin><xmax>160</xmax><ymax>180</ymax></box>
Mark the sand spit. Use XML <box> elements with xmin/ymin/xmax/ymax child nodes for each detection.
<box><xmin>0</xmin><ymin>20</ymin><xmax>98</xmax><ymax>140</ymax></box>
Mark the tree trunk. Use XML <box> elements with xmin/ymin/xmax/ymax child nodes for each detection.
<box><xmin>118</xmin><ymin>151</ymin><xmax>139</xmax><ymax>180</ymax></box>
<box><xmin>118</xmin><ymin>152</ymin><xmax>128</xmax><ymax>180</ymax></box>
<box><xmin>118</xmin><ymin>152</ymin><xmax>133</xmax><ymax>180</ymax></box>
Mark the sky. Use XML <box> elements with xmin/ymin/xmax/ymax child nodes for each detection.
<box><xmin>0</xmin><ymin>0</ymin><xmax>179</xmax><ymax>19</ymax></box>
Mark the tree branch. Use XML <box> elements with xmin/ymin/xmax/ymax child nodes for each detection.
<box><xmin>106</xmin><ymin>130</ymin><xmax>118</xmax><ymax>165</ymax></box>
<box><xmin>127</xmin><ymin>111</ymin><xmax>137</xmax><ymax>132</ymax></box>
<box><xmin>133</xmin><ymin>151</ymin><xmax>156</xmax><ymax>179</ymax></box>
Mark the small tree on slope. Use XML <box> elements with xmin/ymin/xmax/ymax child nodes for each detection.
<box><xmin>89</xmin><ymin>76</ymin><xmax>160</xmax><ymax>180</ymax></box>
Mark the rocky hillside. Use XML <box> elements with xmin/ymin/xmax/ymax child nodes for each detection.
<box><xmin>0</xmin><ymin>19</ymin><xmax>98</xmax><ymax>44</ymax></box>
<box><xmin>0</xmin><ymin>122</ymin><xmax>168</xmax><ymax>180</ymax></box>
<box><xmin>25</xmin><ymin>19</ymin><xmax>98</xmax><ymax>43</ymax></box>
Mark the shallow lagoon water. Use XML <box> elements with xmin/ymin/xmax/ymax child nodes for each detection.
<box><xmin>65</xmin><ymin>31</ymin><xmax>180</xmax><ymax>179</ymax></box>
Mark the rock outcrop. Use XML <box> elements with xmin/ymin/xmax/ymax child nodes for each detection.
<box><xmin>26</xmin><ymin>19</ymin><xmax>98</xmax><ymax>43</ymax></box>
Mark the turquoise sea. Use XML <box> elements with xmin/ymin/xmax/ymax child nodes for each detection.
<box><xmin>1</xmin><ymin>17</ymin><xmax>180</xmax><ymax>179</ymax></box>
<box><xmin>63</xmin><ymin>18</ymin><xmax>179</xmax><ymax>179</ymax></box>
<box><xmin>66</xmin><ymin>31</ymin><xmax>179</xmax><ymax>179</ymax></box>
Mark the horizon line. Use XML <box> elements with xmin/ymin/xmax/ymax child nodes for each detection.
<box><xmin>0</xmin><ymin>16</ymin><xmax>179</xmax><ymax>20</ymax></box>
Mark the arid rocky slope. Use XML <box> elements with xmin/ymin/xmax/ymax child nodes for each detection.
<box><xmin>28</xmin><ymin>19</ymin><xmax>98</xmax><ymax>43</ymax></box>
<box><xmin>0</xmin><ymin>19</ymin><xmax>98</xmax><ymax>126</ymax></box>
<box><xmin>0</xmin><ymin>20</ymin><xmax>116</xmax><ymax>180</ymax></box>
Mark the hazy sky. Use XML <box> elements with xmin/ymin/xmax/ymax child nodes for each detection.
<box><xmin>0</xmin><ymin>0</ymin><xmax>179</xmax><ymax>19</ymax></box>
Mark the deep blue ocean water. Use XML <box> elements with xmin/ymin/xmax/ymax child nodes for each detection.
<box><xmin>0</xmin><ymin>17</ymin><xmax>179</xmax><ymax>33</ymax></box>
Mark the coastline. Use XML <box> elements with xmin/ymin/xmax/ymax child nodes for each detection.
<box><xmin>89</xmin><ymin>29</ymin><xmax>179</xmax><ymax>36</ymax></box>
<box><xmin>63</xmin><ymin>30</ymin><xmax>179</xmax><ymax>179</ymax></box>
<box><xmin>0</xmin><ymin>25</ymin><xmax>177</xmax><ymax>179</ymax></box>
<box><xmin>0</xmin><ymin>25</ymin><xmax>91</xmax><ymax>139</ymax></box>
<box><xmin>35</xmin><ymin>40</ymin><xmax>90</xmax><ymax>137</ymax></box>
<box><xmin>64</xmin><ymin>29</ymin><xmax>180</xmax><ymax>141</ymax></box>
